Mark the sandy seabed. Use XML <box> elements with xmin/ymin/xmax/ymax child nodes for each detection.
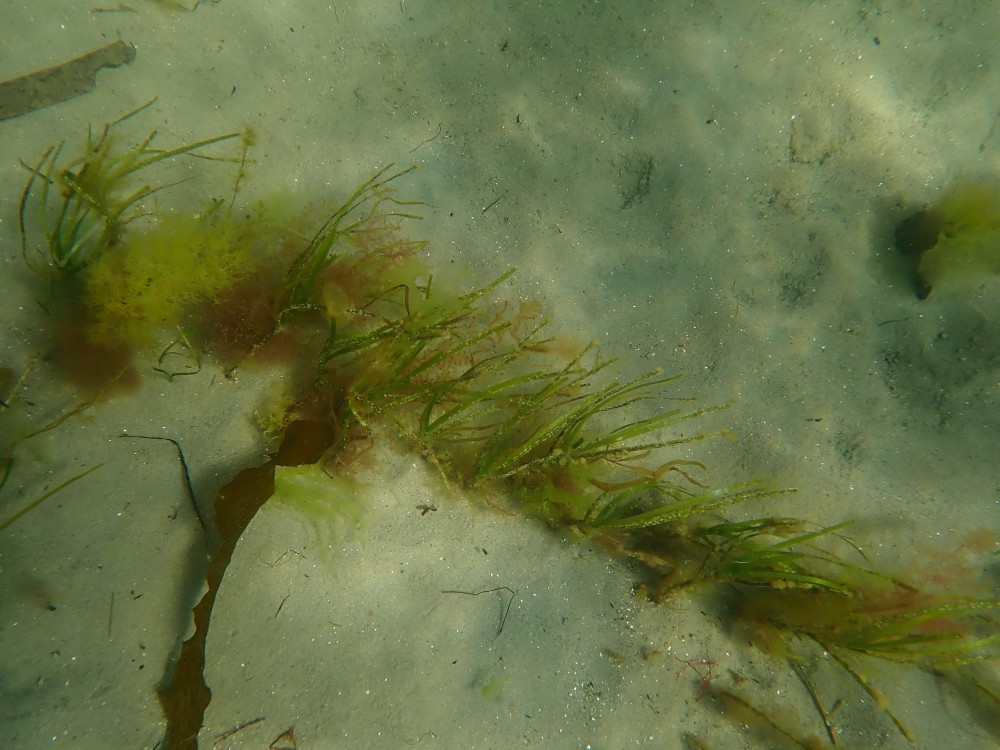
<box><xmin>1</xmin><ymin>1</ymin><xmax>998</xmax><ymax>748</ymax></box>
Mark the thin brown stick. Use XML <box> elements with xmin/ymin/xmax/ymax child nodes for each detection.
<box><xmin>441</xmin><ymin>586</ymin><xmax>515</xmax><ymax>638</ymax></box>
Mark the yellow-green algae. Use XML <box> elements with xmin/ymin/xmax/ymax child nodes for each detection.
<box><xmin>9</xmin><ymin>106</ymin><xmax>999</xmax><ymax>749</ymax></box>
<box><xmin>918</xmin><ymin>181</ymin><xmax>1000</xmax><ymax>294</ymax></box>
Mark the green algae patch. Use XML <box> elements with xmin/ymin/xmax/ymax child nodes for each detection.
<box><xmin>13</xmin><ymin>105</ymin><xmax>999</xmax><ymax>750</ymax></box>
<box><xmin>82</xmin><ymin>210</ymin><xmax>252</xmax><ymax>348</ymax></box>
<box><xmin>267</xmin><ymin>462</ymin><xmax>369</xmax><ymax>547</ymax></box>
<box><xmin>917</xmin><ymin>181</ymin><xmax>1000</xmax><ymax>295</ymax></box>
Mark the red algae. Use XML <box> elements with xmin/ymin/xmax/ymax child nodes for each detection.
<box><xmin>47</xmin><ymin>296</ymin><xmax>140</xmax><ymax>396</ymax></box>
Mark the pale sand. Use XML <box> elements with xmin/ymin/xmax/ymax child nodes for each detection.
<box><xmin>1</xmin><ymin>1</ymin><xmax>997</xmax><ymax>748</ymax></box>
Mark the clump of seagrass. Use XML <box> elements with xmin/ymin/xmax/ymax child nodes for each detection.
<box><xmin>19</xmin><ymin>98</ymin><xmax>243</xmax><ymax>278</ymax></box>
<box><xmin>292</xmin><ymin>179</ymin><xmax>999</xmax><ymax>744</ymax></box>
<box><xmin>17</xmin><ymin>106</ymin><xmax>1000</xmax><ymax>749</ymax></box>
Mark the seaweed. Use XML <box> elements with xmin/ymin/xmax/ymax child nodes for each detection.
<box><xmin>278</xmin><ymin>163</ymin><xmax>422</xmax><ymax>323</ymax></box>
<box><xmin>0</xmin><ymin>463</ymin><xmax>103</xmax><ymax>533</ymax></box>
<box><xmin>18</xmin><ymin>98</ymin><xmax>242</xmax><ymax>278</ymax></box>
<box><xmin>729</xmin><ymin>547</ymin><xmax>1000</xmax><ymax>742</ymax></box>
<box><xmin>0</xmin><ymin>360</ymin><xmax>104</xmax><ymax>532</ymax></box>
<box><xmin>0</xmin><ymin>40</ymin><xmax>137</xmax><ymax>122</ymax></box>
<box><xmin>14</xmin><ymin>108</ymin><xmax>1000</xmax><ymax>749</ymax></box>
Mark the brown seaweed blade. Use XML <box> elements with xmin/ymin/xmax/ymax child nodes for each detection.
<box><xmin>0</xmin><ymin>40</ymin><xmax>136</xmax><ymax>121</ymax></box>
<box><xmin>157</xmin><ymin>420</ymin><xmax>337</xmax><ymax>750</ymax></box>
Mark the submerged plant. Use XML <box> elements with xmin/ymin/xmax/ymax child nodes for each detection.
<box><xmin>0</xmin><ymin>360</ymin><xmax>103</xmax><ymax>532</ymax></box>
<box><xmin>14</xmin><ymin>108</ymin><xmax>999</xmax><ymax>750</ymax></box>
<box><xmin>19</xmin><ymin>98</ymin><xmax>244</xmax><ymax>278</ymax></box>
<box><xmin>916</xmin><ymin>181</ymin><xmax>1000</xmax><ymax>295</ymax></box>
<box><xmin>279</xmin><ymin>163</ymin><xmax>423</xmax><ymax>323</ymax></box>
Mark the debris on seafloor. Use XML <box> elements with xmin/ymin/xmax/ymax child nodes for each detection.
<box><xmin>0</xmin><ymin>40</ymin><xmax>136</xmax><ymax>121</ymax></box>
